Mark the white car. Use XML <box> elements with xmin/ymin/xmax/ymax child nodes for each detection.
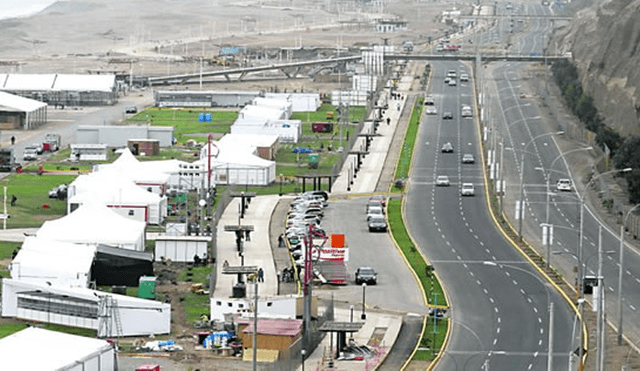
<box><xmin>461</xmin><ymin>183</ymin><xmax>475</xmax><ymax>196</ymax></box>
<box><xmin>448</xmin><ymin>79</ymin><xmax>457</xmax><ymax>86</ymax></box>
<box><xmin>436</xmin><ymin>175</ymin><xmax>450</xmax><ymax>186</ymax></box>
<box><xmin>426</xmin><ymin>106</ymin><xmax>437</xmax><ymax>115</ymax></box>
<box><xmin>462</xmin><ymin>154</ymin><xmax>475</xmax><ymax>164</ymax></box>
<box><xmin>366</xmin><ymin>206</ymin><xmax>385</xmax><ymax>221</ymax></box>
<box><xmin>447</xmin><ymin>70</ymin><xmax>457</xmax><ymax>78</ymax></box>
<box><xmin>556</xmin><ymin>179</ymin><xmax>572</xmax><ymax>191</ymax></box>
<box><xmin>460</xmin><ymin>74</ymin><xmax>469</xmax><ymax>82</ymax></box>
<box><xmin>461</xmin><ymin>105</ymin><xmax>473</xmax><ymax>117</ymax></box>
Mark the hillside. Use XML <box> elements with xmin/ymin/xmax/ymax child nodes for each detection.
<box><xmin>555</xmin><ymin>0</ymin><xmax>640</xmax><ymax>136</ymax></box>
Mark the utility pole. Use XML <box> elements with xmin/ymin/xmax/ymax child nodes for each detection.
<box><xmin>547</xmin><ymin>302</ymin><xmax>554</xmax><ymax>371</ymax></box>
<box><xmin>252</xmin><ymin>281</ymin><xmax>258</xmax><ymax>371</ymax></box>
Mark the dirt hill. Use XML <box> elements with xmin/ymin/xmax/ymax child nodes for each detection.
<box><xmin>555</xmin><ymin>0</ymin><xmax>640</xmax><ymax>136</ymax></box>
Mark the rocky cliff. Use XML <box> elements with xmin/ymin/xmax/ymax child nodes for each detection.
<box><xmin>555</xmin><ymin>0</ymin><xmax>640</xmax><ymax>136</ymax></box>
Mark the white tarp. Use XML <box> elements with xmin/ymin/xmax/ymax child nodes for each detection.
<box><xmin>0</xmin><ymin>327</ymin><xmax>116</xmax><ymax>371</ymax></box>
<box><xmin>1</xmin><ymin>279</ymin><xmax>171</xmax><ymax>337</ymax></box>
<box><xmin>10</xmin><ymin>237</ymin><xmax>96</xmax><ymax>288</ymax></box>
<box><xmin>36</xmin><ymin>202</ymin><xmax>146</xmax><ymax>251</ymax></box>
<box><xmin>68</xmin><ymin>169</ymin><xmax>167</xmax><ymax>225</ymax></box>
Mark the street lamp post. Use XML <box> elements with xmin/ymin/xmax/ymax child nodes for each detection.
<box><xmin>577</xmin><ymin>167</ymin><xmax>632</xmax><ymax>297</ymax></box>
<box><xmin>537</xmin><ymin>146</ymin><xmax>592</xmax><ymax>270</ymax></box>
<box><xmin>361</xmin><ymin>283</ymin><xmax>367</xmax><ymax>320</ymax></box>
<box><xmin>301</xmin><ymin>349</ymin><xmax>306</xmax><ymax>371</ymax></box>
<box><xmin>279</xmin><ymin>173</ymin><xmax>284</xmax><ymax>196</ymax></box>
<box><xmin>517</xmin><ymin>131</ymin><xmax>564</xmax><ymax>240</ymax></box>
<box><xmin>617</xmin><ymin>204</ymin><xmax>640</xmax><ymax>345</ymax></box>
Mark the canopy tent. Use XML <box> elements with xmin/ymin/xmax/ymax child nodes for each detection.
<box><xmin>10</xmin><ymin>237</ymin><xmax>96</xmax><ymax>288</ymax></box>
<box><xmin>93</xmin><ymin>148</ymin><xmax>171</xmax><ymax>195</ymax></box>
<box><xmin>200</xmin><ymin>141</ymin><xmax>276</xmax><ymax>185</ymax></box>
<box><xmin>0</xmin><ymin>327</ymin><xmax>116</xmax><ymax>371</ymax></box>
<box><xmin>68</xmin><ymin>169</ymin><xmax>166</xmax><ymax>225</ymax></box>
<box><xmin>36</xmin><ymin>202</ymin><xmax>146</xmax><ymax>251</ymax></box>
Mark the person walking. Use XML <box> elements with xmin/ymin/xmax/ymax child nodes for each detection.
<box><xmin>257</xmin><ymin>267</ymin><xmax>264</xmax><ymax>282</ymax></box>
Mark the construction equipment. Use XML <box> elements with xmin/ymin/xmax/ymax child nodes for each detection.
<box><xmin>190</xmin><ymin>283</ymin><xmax>206</xmax><ymax>295</ymax></box>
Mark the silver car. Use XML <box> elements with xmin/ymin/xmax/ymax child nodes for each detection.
<box><xmin>461</xmin><ymin>183</ymin><xmax>475</xmax><ymax>196</ymax></box>
<box><xmin>436</xmin><ymin>175</ymin><xmax>450</xmax><ymax>186</ymax></box>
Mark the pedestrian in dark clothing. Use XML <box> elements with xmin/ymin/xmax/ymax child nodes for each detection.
<box><xmin>10</xmin><ymin>195</ymin><xmax>17</xmax><ymax>207</ymax></box>
<box><xmin>10</xmin><ymin>136</ymin><xmax>15</xmax><ymax>145</ymax></box>
<box><xmin>257</xmin><ymin>267</ymin><xmax>264</xmax><ymax>282</ymax></box>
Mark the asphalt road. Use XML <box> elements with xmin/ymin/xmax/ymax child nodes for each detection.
<box><xmin>404</xmin><ymin>59</ymin><xmax>575</xmax><ymax>370</ymax></box>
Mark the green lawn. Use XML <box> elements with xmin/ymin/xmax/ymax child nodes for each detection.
<box><xmin>414</xmin><ymin>318</ymin><xmax>448</xmax><ymax>361</ymax></box>
<box><xmin>0</xmin><ymin>174</ymin><xmax>78</xmax><ymax>228</ymax></box>
<box><xmin>178</xmin><ymin>266</ymin><xmax>212</xmax><ymax>324</ymax></box>
<box><xmin>394</xmin><ymin>97</ymin><xmax>423</xmax><ymax>191</ymax></box>
<box><xmin>387</xmin><ymin>199</ymin><xmax>447</xmax><ymax>307</ymax></box>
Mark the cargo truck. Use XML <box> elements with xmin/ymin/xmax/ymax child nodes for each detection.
<box><xmin>43</xmin><ymin>133</ymin><xmax>61</xmax><ymax>152</ymax></box>
<box><xmin>0</xmin><ymin>148</ymin><xmax>16</xmax><ymax>172</ymax></box>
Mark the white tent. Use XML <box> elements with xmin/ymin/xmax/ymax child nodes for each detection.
<box><xmin>200</xmin><ymin>141</ymin><xmax>276</xmax><ymax>185</ymax></box>
<box><xmin>253</xmin><ymin>97</ymin><xmax>293</xmax><ymax>118</ymax></box>
<box><xmin>1</xmin><ymin>280</ymin><xmax>171</xmax><ymax>337</ymax></box>
<box><xmin>36</xmin><ymin>202</ymin><xmax>146</xmax><ymax>251</ymax></box>
<box><xmin>68</xmin><ymin>169</ymin><xmax>167</xmax><ymax>225</ymax></box>
<box><xmin>0</xmin><ymin>327</ymin><xmax>116</xmax><ymax>371</ymax></box>
<box><xmin>238</xmin><ymin>104</ymin><xmax>286</xmax><ymax>121</ymax></box>
<box><xmin>265</xmin><ymin>92</ymin><xmax>321</xmax><ymax>112</ymax></box>
<box><xmin>94</xmin><ymin>148</ymin><xmax>172</xmax><ymax>195</ymax></box>
<box><xmin>10</xmin><ymin>237</ymin><xmax>96</xmax><ymax>288</ymax></box>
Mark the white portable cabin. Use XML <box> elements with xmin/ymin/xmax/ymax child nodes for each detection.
<box><xmin>264</xmin><ymin>93</ymin><xmax>321</xmax><ymax>112</ymax></box>
<box><xmin>252</xmin><ymin>97</ymin><xmax>293</xmax><ymax>118</ymax></box>
<box><xmin>36</xmin><ymin>202</ymin><xmax>146</xmax><ymax>251</ymax></box>
<box><xmin>154</xmin><ymin>235</ymin><xmax>210</xmax><ymax>263</ymax></box>
<box><xmin>1</xmin><ymin>280</ymin><xmax>171</xmax><ymax>337</ymax></box>
<box><xmin>10</xmin><ymin>237</ymin><xmax>96</xmax><ymax>288</ymax></box>
<box><xmin>0</xmin><ymin>327</ymin><xmax>117</xmax><ymax>371</ymax></box>
<box><xmin>70</xmin><ymin>144</ymin><xmax>108</xmax><ymax>161</ymax></box>
<box><xmin>200</xmin><ymin>141</ymin><xmax>276</xmax><ymax>186</ymax></box>
<box><xmin>68</xmin><ymin>169</ymin><xmax>167</xmax><ymax>225</ymax></box>
<box><xmin>231</xmin><ymin>119</ymin><xmax>301</xmax><ymax>143</ymax></box>
<box><xmin>238</xmin><ymin>104</ymin><xmax>287</xmax><ymax>121</ymax></box>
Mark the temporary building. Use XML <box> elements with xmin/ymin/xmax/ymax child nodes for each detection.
<box><xmin>0</xmin><ymin>90</ymin><xmax>48</xmax><ymax>130</ymax></box>
<box><xmin>231</xmin><ymin>119</ymin><xmax>301</xmax><ymax>143</ymax></box>
<box><xmin>265</xmin><ymin>93</ymin><xmax>321</xmax><ymax>112</ymax></box>
<box><xmin>36</xmin><ymin>202</ymin><xmax>146</xmax><ymax>251</ymax></box>
<box><xmin>238</xmin><ymin>104</ymin><xmax>287</xmax><ymax>121</ymax></box>
<box><xmin>154</xmin><ymin>235</ymin><xmax>210</xmax><ymax>263</ymax></box>
<box><xmin>217</xmin><ymin>134</ymin><xmax>279</xmax><ymax>160</ymax></box>
<box><xmin>10</xmin><ymin>237</ymin><xmax>96</xmax><ymax>288</ymax></box>
<box><xmin>0</xmin><ymin>327</ymin><xmax>117</xmax><ymax>371</ymax></box>
<box><xmin>93</xmin><ymin>148</ymin><xmax>171</xmax><ymax>195</ymax></box>
<box><xmin>252</xmin><ymin>97</ymin><xmax>293</xmax><ymax>118</ymax></box>
<box><xmin>68</xmin><ymin>169</ymin><xmax>167</xmax><ymax>225</ymax></box>
<box><xmin>1</xmin><ymin>279</ymin><xmax>171</xmax><ymax>337</ymax></box>
<box><xmin>200</xmin><ymin>141</ymin><xmax>276</xmax><ymax>186</ymax></box>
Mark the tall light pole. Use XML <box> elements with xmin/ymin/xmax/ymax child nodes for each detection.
<box><xmin>361</xmin><ymin>283</ymin><xmax>367</xmax><ymax>320</ymax></box>
<box><xmin>517</xmin><ymin>131</ymin><xmax>564</xmax><ymax>240</ymax></box>
<box><xmin>617</xmin><ymin>203</ymin><xmax>640</xmax><ymax>345</ymax></box>
<box><xmin>537</xmin><ymin>146</ymin><xmax>592</xmax><ymax>269</ymax></box>
<box><xmin>577</xmin><ymin>167</ymin><xmax>632</xmax><ymax>297</ymax></box>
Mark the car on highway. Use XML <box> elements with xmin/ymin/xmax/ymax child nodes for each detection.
<box><xmin>436</xmin><ymin>175</ymin><xmax>450</xmax><ymax>186</ymax></box>
<box><xmin>366</xmin><ymin>206</ymin><xmax>384</xmax><ymax>221</ymax></box>
<box><xmin>461</xmin><ymin>105</ymin><xmax>473</xmax><ymax>117</ymax></box>
<box><xmin>426</xmin><ymin>106</ymin><xmax>437</xmax><ymax>115</ymax></box>
<box><xmin>460</xmin><ymin>73</ymin><xmax>469</xmax><ymax>82</ymax></box>
<box><xmin>462</xmin><ymin>154</ymin><xmax>475</xmax><ymax>164</ymax></box>
<box><xmin>448</xmin><ymin>79</ymin><xmax>457</xmax><ymax>86</ymax></box>
<box><xmin>444</xmin><ymin>77</ymin><xmax>451</xmax><ymax>84</ymax></box>
<box><xmin>355</xmin><ymin>267</ymin><xmax>378</xmax><ymax>285</ymax></box>
<box><xmin>461</xmin><ymin>183</ymin><xmax>475</xmax><ymax>196</ymax></box>
<box><xmin>369</xmin><ymin>195</ymin><xmax>386</xmax><ymax>207</ymax></box>
<box><xmin>368</xmin><ymin>215</ymin><xmax>387</xmax><ymax>232</ymax></box>
<box><xmin>447</xmin><ymin>70</ymin><xmax>457</xmax><ymax>78</ymax></box>
<box><xmin>442</xmin><ymin>112</ymin><xmax>453</xmax><ymax>119</ymax></box>
<box><xmin>424</xmin><ymin>96</ymin><xmax>435</xmax><ymax>105</ymax></box>
<box><xmin>441</xmin><ymin>142</ymin><xmax>454</xmax><ymax>153</ymax></box>
<box><xmin>556</xmin><ymin>178</ymin><xmax>572</xmax><ymax>191</ymax></box>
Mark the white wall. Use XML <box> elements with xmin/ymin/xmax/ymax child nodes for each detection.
<box><xmin>210</xmin><ymin>295</ymin><xmax>298</xmax><ymax>321</ymax></box>
<box><xmin>155</xmin><ymin>237</ymin><xmax>209</xmax><ymax>262</ymax></box>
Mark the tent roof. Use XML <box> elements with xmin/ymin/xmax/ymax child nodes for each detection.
<box><xmin>200</xmin><ymin>141</ymin><xmax>275</xmax><ymax>168</ymax></box>
<box><xmin>0</xmin><ymin>91</ymin><xmax>47</xmax><ymax>112</ymax></box>
<box><xmin>36</xmin><ymin>202</ymin><xmax>145</xmax><ymax>246</ymax></box>
<box><xmin>239</xmin><ymin>105</ymin><xmax>284</xmax><ymax>120</ymax></box>
<box><xmin>1</xmin><ymin>74</ymin><xmax>115</xmax><ymax>92</ymax></box>
<box><xmin>0</xmin><ymin>327</ymin><xmax>113</xmax><ymax>370</ymax></box>
<box><xmin>12</xmin><ymin>237</ymin><xmax>96</xmax><ymax>285</ymax></box>
<box><xmin>70</xmin><ymin>170</ymin><xmax>162</xmax><ymax>204</ymax></box>
<box><xmin>97</xmin><ymin>149</ymin><xmax>171</xmax><ymax>184</ymax></box>
<box><xmin>218</xmin><ymin>133</ymin><xmax>279</xmax><ymax>148</ymax></box>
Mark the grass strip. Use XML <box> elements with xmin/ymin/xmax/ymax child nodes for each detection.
<box><xmin>393</xmin><ymin>96</ymin><xmax>423</xmax><ymax>191</ymax></box>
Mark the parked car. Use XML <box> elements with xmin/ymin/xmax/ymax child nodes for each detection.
<box><xmin>369</xmin><ymin>195</ymin><xmax>386</xmax><ymax>207</ymax></box>
<box><xmin>462</xmin><ymin>154</ymin><xmax>475</xmax><ymax>164</ymax></box>
<box><xmin>368</xmin><ymin>215</ymin><xmax>387</xmax><ymax>232</ymax></box>
<box><xmin>436</xmin><ymin>175</ymin><xmax>450</xmax><ymax>186</ymax></box>
<box><xmin>355</xmin><ymin>267</ymin><xmax>378</xmax><ymax>285</ymax></box>
<box><xmin>441</xmin><ymin>142</ymin><xmax>454</xmax><ymax>153</ymax></box>
<box><xmin>23</xmin><ymin>146</ymin><xmax>38</xmax><ymax>161</ymax></box>
<box><xmin>125</xmin><ymin>106</ymin><xmax>138</xmax><ymax>114</ymax></box>
<box><xmin>366</xmin><ymin>206</ymin><xmax>384</xmax><ymax>221</ymax></box>
<box><xmin>48</xmin><ymin>184</ymin><xmax>68</xmax><ymax>200</ymax></box>
<box><xmin>442</xmin><ymin>112</ymin><xmax>453</xmax><ymax>119</ymax></box>
<box><xmin>461</xmin><ymin>183</ymin><xmax>475</xmax><ymax>196</ymax></box>
<box><xmin>366</xmin><ymin>200</ymin><xmax>383</xmax><ymax>213</ymax></box>
<box><xmin>556</xmin><ymin>179</ymin><xmax>572</xmax><ymax>191</ymax></box>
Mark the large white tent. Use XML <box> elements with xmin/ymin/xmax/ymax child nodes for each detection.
<box><xmin>2</xmin><ymin>280</ymin><xmax>171</xmax><ymax>337</ymax></box>
<box><xmin>93</xmin><ymin>148</ymin><xmax>172</xmax><ymax>195</ymax></box>
<box><xmin>68</xmin><ymin>169</ymin><xmax>167</xmax><ymax>225</ymax></box>
<box><xmin>10</xmin><ymin>237</ymin><xmax>96</xmax><ymax>288</ymax></box>
<box><xmin>200</xmin><ymin>141</ymin><xmax>276</xmax><ymax>186</ymax></box>
<box><xmin>36</xmin><ymin>202</ymin><xmax>146</xmax><ymax>251</ymax></box>
<box><xmin>0</xmin><ymin>327</ymin><xmax>117</xmax><ymax>371</ymax></box>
